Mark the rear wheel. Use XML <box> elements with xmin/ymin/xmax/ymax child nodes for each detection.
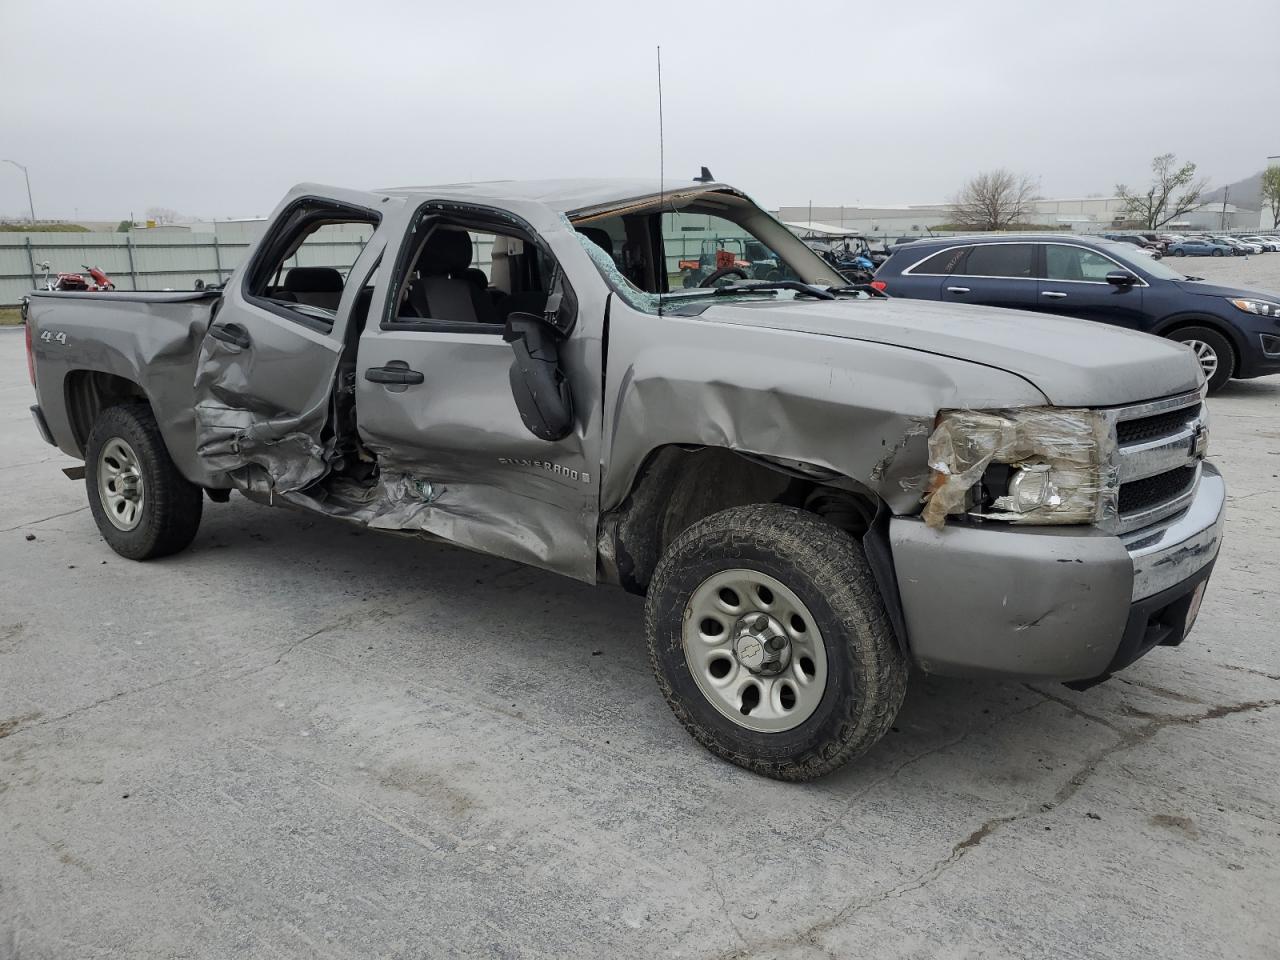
<box><xmin>1211</xmin><ymin>249</ymin><xmax>1224</xmax><ymax>257</ymax></box>
<box><xmin>1170</xmin><ymin>325</ymin><xmax>1234</xmax><ymax>393</ymax></box>
<box><xmin>85</xmin><ymin>403</ymin><xmax>203</xmax><ymax>560</ymax></box>
<box><xmin>645</xmin><ymin>504</ymin><xmax>907</xmax><ymax>781</ymax></box>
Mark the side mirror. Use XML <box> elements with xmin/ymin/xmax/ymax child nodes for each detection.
<box><xmin>503</xmin><ymin>311</ymin><xmax>574</xmax><ymax>442</ymax></box>
<box><xmin>1105</xmin><ymin>271</ymin><xmax>1138</xmax><ymax>287</ymax></box>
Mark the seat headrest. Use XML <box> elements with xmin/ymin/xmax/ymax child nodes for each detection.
<box><xmin>576</xmin><ymin>227</ymin><xmax>614</xmax><ymax>258</ymax></box>
<box><xmin>419</xmin><ymin>229</ymin><xmax>473</xmax><ymax>275</ymax></box>
<box><xmin>283</xmin><ymin>266</ymin><xmax>344</xmax><ymax>293</ymax></box>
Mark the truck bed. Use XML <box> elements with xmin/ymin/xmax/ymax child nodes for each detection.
<box><xmin>26</xmin><ymin>289</ymin><xmax>223</xmax><ymax>485</ymax></box>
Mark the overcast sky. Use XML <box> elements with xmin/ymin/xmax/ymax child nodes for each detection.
<box><xmin>3</xmin><ymin>0</ymin><xmax>1278</xmax><ymax>221</ymax></box>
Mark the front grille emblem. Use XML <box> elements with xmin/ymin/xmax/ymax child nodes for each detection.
<box><xmin>1191</xmin><ymin>424</ymin><xmax>1209</xmax><ymax>460</ymax></box>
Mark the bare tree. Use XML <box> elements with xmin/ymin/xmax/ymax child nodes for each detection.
<box><xmin>949</xmin><ymin>170</ymin><xmax>1038</xmax><ymax>230</ymax></box>
<box><xmin>1115</xmin><ymin>154</ymin><xmax>1210</xmax><ymax>230</ymax></box>
<box><xmin>1261</xmin><ymin>166</ymin><xmax>1280</xmax><ymax>230</ymax></box>
<box><xmin>145</xmin><ymin>206</ymin><xmax>181</xmax><ymax>225</ymax></box>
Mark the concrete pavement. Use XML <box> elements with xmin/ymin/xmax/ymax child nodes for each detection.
<box><xmin>1</xmin><ymin>326</ymin><xmax>1278</xmax><ymax>959</ymax></box>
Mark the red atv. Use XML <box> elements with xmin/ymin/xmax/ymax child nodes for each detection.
<box><xmin>37</xmin><ymin>261</ymin><xmax>116</xmax><ymax>292</ymax></box>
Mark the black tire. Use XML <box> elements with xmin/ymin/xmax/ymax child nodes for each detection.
<box><xmin>645</xmin><ymin>504</ymin><xmax>908</xmax><ymax>781</ymax></box>
<box><xmin>1169</xmin><ymin>325</ymin><xmax>1235</xmax><ymax>394</ymax></box>
<box><xmin>1211</xmin><ymin>249</ymin><xmax>1223</xmax><ymax>257</ymax></box>
<box><xmin>85</xmin><ymin>403</ymin><xmax>203</xmax><ymax>560</ymax></box>
<box><xmin>1174</xmin><ymin>249</ymin><xmax>1185</xmax><ymax>257</ymax></box>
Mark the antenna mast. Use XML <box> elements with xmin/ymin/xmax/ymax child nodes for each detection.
<box><xmin>657</xmin><ymin>45</ymin><xmax>665</xmax><ymax>316</ymax></box>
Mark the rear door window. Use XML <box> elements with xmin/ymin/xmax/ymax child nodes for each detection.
<box><xmin>961</xmin><ymin>244</ymin><xmax>1035</xmax><ymax>278</ymax></box>
<box><xmin>906</xmin><ymin>248</ymin><xmax>967</xmax><ymax>275</ymax></box>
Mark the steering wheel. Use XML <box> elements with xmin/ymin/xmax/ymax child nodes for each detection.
<box><xmin>698</xmin><ymin>266</ymin><xmax>749</xmax><ymax>287</ymax></box>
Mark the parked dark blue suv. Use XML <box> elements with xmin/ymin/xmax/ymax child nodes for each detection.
<box><xmin>874</xmin><ymin>234</ymin><xmax>1280</xmax><ymax>391</ymax></box>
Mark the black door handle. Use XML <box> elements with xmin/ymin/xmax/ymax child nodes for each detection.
<box><xmin>365</xmin><ymin>361</ymin><xmax>425</xmax><ymax>385</ymax></box>
<box><xmin>209</xmin><ymin>321</ymin><xmax>251</xmax><ymax>349</ymax></box>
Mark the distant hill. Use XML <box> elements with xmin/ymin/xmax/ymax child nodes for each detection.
<box><xmin>1204</xmin><ymin>170</ymin><xmax>1264</xmax><ymax>211</ymax></box>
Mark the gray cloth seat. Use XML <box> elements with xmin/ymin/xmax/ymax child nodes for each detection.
<box><xmin>408</xmin><ymin>230</ymin><xmax>498</xmax><ymax>324</ymax></box>
<box><xmin>282</xmin><ymin>266</ymin><xmax>344</xmax><ymax>310</ymax></box>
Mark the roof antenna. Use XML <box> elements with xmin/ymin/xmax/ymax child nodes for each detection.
<box><xmin>657</xmin><ymin>44</ymin><xmax>665</xmax><ymax>316</ymax></box>
<box><xmin>694</xmin><ymin>166</ymin><xmax>714</xmax><ymax>183</ymax></box>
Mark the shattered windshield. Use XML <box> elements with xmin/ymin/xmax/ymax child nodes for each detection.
<box><xmin>571</xmin><ymin>192</ymin><xmax>845</xmax><ymax>314</ymax></box>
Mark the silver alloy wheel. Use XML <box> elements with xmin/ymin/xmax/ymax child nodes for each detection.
<box><xmin>682</xmin><ymin>568</ymin><xmax>829</xmax><ymax>733</ymax></box>
<box><xmin>1182</xmin><ymin>339</ymin><xmax>1219</xmax><ymax>380</ymax></box>
<box><xmin>97</xmin><ymin>436</ymin><xmax>145</xmax><ymax>531</ymax></box>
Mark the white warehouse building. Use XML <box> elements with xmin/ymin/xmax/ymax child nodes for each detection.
<box><xmin>775</xmin><ymin>197</ymin><xmax>1260</xmax><ymax>239</ymax></box>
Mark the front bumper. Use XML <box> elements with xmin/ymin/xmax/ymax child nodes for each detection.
<box><xmin>889</xmin><ymin>463</ymin><xmax>1225</xmax><ymax>681</ymax></box>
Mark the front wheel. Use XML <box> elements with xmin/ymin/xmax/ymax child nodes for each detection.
<box><xmin>1171</xmin><ymin>325</ymin><xmax>1234</xmax><ymax>394</ymax></box>
<box><xmin>645</xmin><ymin>504</ymin><xmax>907</xmax><ymax>781</ymax></box>
<box><xmin>85</xmin><ymin>403</ymin><xmax>203</xmax><ymax>560</ymax></box>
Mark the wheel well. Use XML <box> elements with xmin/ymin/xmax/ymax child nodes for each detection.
<box><xmin>64</xmin><ymin>370</ymin><xmax>149</xmax><ymax>455</ymax></box>
<box><xmin>1159</xmin><ymin>318</ymin><xmax>1242</xmax><ymax>372</ymax></box>
<box><xmin>603</xmin><ymin>445</ymin><xmax>879</xmax><ymax>596</ymax></box>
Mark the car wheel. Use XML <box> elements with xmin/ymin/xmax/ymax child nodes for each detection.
<box><xmin>645</xmin><ymin>503</ymin><xmax>907</xmax><ymax>781</ymax></box>
<box><xmin>1171</xmin><ymin>326</ymin><xmax>1234</xmax><ymax>394</ymax></box>
<box><xmin>1174</xmin><ymin>249</ymin><xmax>1184</xmax><ymax>257</ymax></box>
<box><xmin>85</xmin><ymin>402</ymin><xmax>204</xmax><ymax>560</ymax></box>
<box><xmin>1211</xmin><ymin>249</ymin><xmax>1223</xmax><ymax>257</ymax></box>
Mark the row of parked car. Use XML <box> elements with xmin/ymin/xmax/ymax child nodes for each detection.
<box><xmin>869</xmin><ymin>232</ymin><xmax>1280</xmax><ymax>393</ymax></box>
<box><xmin>1101</xmin><ymin>231</ymin><xmax>1280</xmax><ymax>258</ymax></box>
<box><xmin>1168</xmin><ymin>234</ymin><xmax>1280</xmax><ymax>257</ymax></box>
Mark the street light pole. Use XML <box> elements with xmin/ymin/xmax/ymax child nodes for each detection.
<box><xmin>1</xmin><ymin>159</ymin><xmax>36</xmax><ymax>223</ymax></box>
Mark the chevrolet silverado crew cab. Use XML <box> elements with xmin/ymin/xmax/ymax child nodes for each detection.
<box><xmin>24</xmin><ymin>178</ymin><xmax>1225</xmax><ymax>781</ymax></box>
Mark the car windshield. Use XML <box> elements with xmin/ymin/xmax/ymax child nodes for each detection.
<box><xmin>1100</xmin><ymin>240</ymin><xmax>1188</xmax><ymax>280</ymax></box>
<box><xmin>572</xmin><ymin>191</ymin><xmax>847</xmax><ymax>314</ymax></box>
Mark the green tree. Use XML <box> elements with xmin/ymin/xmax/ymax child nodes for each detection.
<box><xmin>1261</xmin><ymin>166</ymin><xmax>1280</xmax><ymax>230</ymax></box>
<box><xmin>116</xmin><ymin>219</ymin><xmax>132</xmax><ymax>233</ymax></box>
<box><xmin>1116</xmin><ymin>154</ymin><xmax>1210</xmax><ymax>229</ymax></box>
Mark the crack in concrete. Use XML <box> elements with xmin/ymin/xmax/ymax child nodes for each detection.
<box><xmin>2</xmin><ymin>665</ymin><xmax>221</xmax><ymax>740</ymax></box>
<box><xmin>1221</xmin><ymin>663</ymin><xmax>1280</xmax><ymax>682</ymax></box>
<box><xmin>0</xmin><ymin>608</ymin><xmax>382</xmax><ymax>742</ymax></box>
<box><xmin>1023</xmin><ymin>683</ymin><xmax>1126</xmax><ymax>733</ymax></box>
<box><xmin>812</xmin><ymin>695</ymin><xmax>1050</xmax><ymax>846</ymax></box>
<box><xmin>708</xmin><ymin>866</ymin><xmax>749</xmax><ymax>951</ymax></box>
<box><xmin>1</xmin><ymin>505</ymin><xmax>89</xmax><ymax>534</ymax></box>
<box><xmin>718</xmin><ymin>697</ymin><xmax>1280</xmax><ymax>960</ymax></box>
<box><xmin>1115</xmin><ymin>676</ymin><xmax>1206</xmax><ymax>705</ymax></box>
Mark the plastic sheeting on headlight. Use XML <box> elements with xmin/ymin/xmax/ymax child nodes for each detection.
<box><xmin>920</xmin><ymin>407</ymin><xmax>1117</xmax><ymax>529</ymax></box>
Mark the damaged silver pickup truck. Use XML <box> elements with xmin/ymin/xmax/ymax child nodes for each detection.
<box><xmin>24</xmin><ymin>177</ymin><xmax>1225</xmax><ymax>781</ymax></box>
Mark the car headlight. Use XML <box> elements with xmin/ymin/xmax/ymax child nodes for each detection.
<box><xmin>921</xmin><ymin>408</ymin><xmax>1114</xmax><ymax>528</ymax></box>
<box><xmin>1227</xmin><ymin>297</ymin><xmax>1280</xmax><ymax>318</ymax></box>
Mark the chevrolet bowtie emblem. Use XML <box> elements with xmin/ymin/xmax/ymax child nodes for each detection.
<box><xmin>1191</xmin><ymin>424</ymin><xmax>1209</xmax><ymax>459</ymax></box>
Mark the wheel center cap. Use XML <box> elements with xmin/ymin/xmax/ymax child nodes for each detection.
<box><xmin>120</xmin><ymin>475</ymin><xmax>140</xmax><ymax>499</ymax></box>
<box><xmin>733</xmin><ymin>613</ymin><xmax>791</xmax><ymax>675</ymax></box>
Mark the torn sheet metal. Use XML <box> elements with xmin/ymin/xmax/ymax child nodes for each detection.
<box><xmin>597</xmin><ymin>286</ymin><xmax>1050</xmax><ymax>518</ymax></box>
<box><xmin>870</xmin><ymin>417</ymin><xmax>933</xmax><ymax>482</ymax></box>
<box><xmin>920</xmin><ymin>407</ymin><xmax>1118</xmax><ymax>529</ymax></box>
<box><xmin>191</xmin><ymin>334</ymin><xmax>339</xmax><ymax>495</ymax></box>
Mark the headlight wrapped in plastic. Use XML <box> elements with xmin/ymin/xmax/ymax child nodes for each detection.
<box><xmin>921</xmin><ymin>408</ymin><xmax>1116</xmax><ymax>529</ymax></box>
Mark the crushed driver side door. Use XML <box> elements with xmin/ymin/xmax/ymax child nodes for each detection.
<box><xmin>191</xmin><ymin>187</ymin><xmax>390</xmax><ymax>497</ymax></box>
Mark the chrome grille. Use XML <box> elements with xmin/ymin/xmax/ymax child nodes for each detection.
<box><xmin>1116</xmin><ymin>404</ymin><xmax>1201</xmax><ymax>446</ymax></box>
<box><xmin>1105</xmin><ymin>390</ymin><xmax>1207</xmax><ymax>534</ymax></box>
<box><xmin>1118</xmin><ymin>465</ymin><xmax>1198</xmax><ymax>514</ymax></box>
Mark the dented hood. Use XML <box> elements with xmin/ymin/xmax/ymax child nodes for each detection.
<box><xmin>694</xmin><ymin>297</ymin><xmax>1202</xmax><ymax>407</ymax></box>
